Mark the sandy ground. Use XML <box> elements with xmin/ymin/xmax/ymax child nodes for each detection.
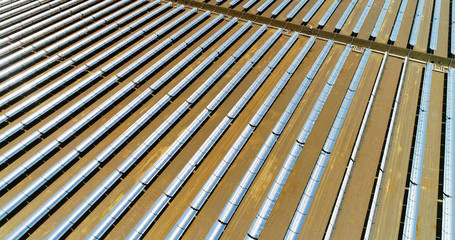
<box><xmin>298</xmin><ymin>51</ymin><xmax>383</xmax><ymax>240</ymax></box>
<box><xmin>434</xmin><ymin>0</ymin><xmax>449</xmax><ymax>57</ymax></box>
<box><xmin>393</xmin><ymin>0</ymin><xmax>417</xmax><ymax>49</ymax></box>
<box><xmin>371</xmin><ymin>60</ymin><xmax>423</xmax><ymax>239</ymax></box>
<box><xmin>375</xmin><ymin>0</ymin><xmax>401</xmax><ymax>44</ymax></box>
<box><xmin>416</xmin><ymin>70</ymin><xmax>444</xmax><ymax>239</ymax></box>
<box><xmin>414</xmin><ymin>0</ymin><xmax>433</xmax><ymax>53</ymax></box>
<box><xmin>219</xmin><ymin>42</ymin><xmax>347</xmax><ymax>239</ymax></box>
<box><xmin>199</xmin><ymin>0</ymin><xmax>452</xmax><ymax>58</ymax></box>
<box><xmin>331</xmin><ymin>55</ymin><xmax>403</xmax><ymax>239</ymax></box>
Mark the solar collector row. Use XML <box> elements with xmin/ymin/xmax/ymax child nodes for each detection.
<box><xmin>206</xmin><ymin>0</ymin><xmax>450</xmax><ymax>56</ymax></box>
<box><xmin>0</xmin><ymin>0</ymin><xmax>39</xmax><ymax>14</ymax></box>
<box><xmin>286</xmin><ymin>48</ymin><xmax>369</xmax><ymax>240</ymax></box>
<box><xmin>324</xmin><ymin>52</ymin><xmax>389</xmax><ymax>239</ymax></box>
<box><xmin>0</xmin><ymin>0</ymin><xmax>149</xmax><ymax>78</ymax></box>
<box><xmin>388</xmin><ymin>0</ymin><xmax>408</xmax><ymax>42</ymax></box>
<box><xmin>370</xmin><ymin>0</ymin><xmax>391</xmax><ymax>38</ymax></box>
<box><xmin>402</xmin><ymin>63</ymin><xmax>432</xmax><ymax>240</ymax></box>
<box><xmin>301</xmin><ymin>0</ymin><xmax>325</xmax><ymax>23</ymax></box>
<box><xmin>0</xmin><ymin>2</ymin><xmax>178</xmax><ymax>142</ymax></box>
<box><xmin>443</xmin><ymin>69</ymin><xmax>454</xmax><ymax>239</ymax></box>
<box><xmin>0</xmin><ymin>0</ymin><xmax>113</xmax><ymax>55</ymax></box>
<box><xmin>167</xmin><ymin>30</ymin><xmax>297</xmax><ymax>240</ymax></box>
<box><xmin>207</xmin><ymin>36</ymin><xmax>316</xmax><ymax>239</ymax></box>
<box><xmin>256</xmin><ymin>0</ymin><xmax>273</xmax><ymax>13</ymax></box>
<box><xmin>0</xmin><ymin>0</ymin><xmax>58</xmax><ymax>21</ymax></box>
<box><xmin>247</xmin><ymin>42</ymin><xmax>349</xmax><ymax>239</ymax></box>
<box><xmin>0</xmin><ymin>0</ymin><xmax>79</xmax><ymax>32</ymax></box>
<box><xmin>452</xmin><ymin>0</ymin><xmax>455</xmax><ymax>55</ymax></box>
<box><xmin>21</xmin><ymin>14</ymin><xmax>238</xmax><ymax>240</ymax></box>
<box><xmin>0</xmin><ymin>1</ymin><xmax>450</xmax><ymax>239</ymax></box>
<box><xmin>243</xmin><ymin>0</ymin><xmax>258</xmax><ymax>10</ymax></box>
<box><xmin>429</xmin><ymin>0</ymin><xmax>441</xmax><ymax>51</ymax></box>
<box><xmin>3</xmin><ymin>8</ymin><xmax>232</xmax><ymax>240</ymax></box>
<box><xmin>286</xmin><ymin>0</ymin><xmax>308</xmax><ymax>19</ymax></box>
<box><xmin>408</xmin><ymin>0</ymin><xmax>425</xmax><ymax>47</ymax></box>
<box><xmin>0</xmin><ymin>6</ymin><xmax>202</xmax><ymax>220</ymax></box>
<box><xmin>363</xmin><ymin>57</ymin><xmax>409</xmax><ymax>239</ymax></box>
<box><xmin>318</xmin><ymin>0</ymin><xmax>340</xmax><ymax>27</ymax></box>
<box><xmin>271</xmin><ymin>0</ymin><xmax>291</xmax><ymax>16</ymax></box>
<box><xmin>125</xmin><ymin>26</ymin><xmax>268</xmax><ymax>237</ymax></box>
<box><xmin>352</xmin><ymin>0</ymin><xmax>373</xmax><ymax>34</ymax></box>
<box><xmin>81</xmin><ymin>27</ymin><xmax>280</xmax><ymax>238</ymax></box>
<box><xmin>0</xmin><ymin>0</ymin><xmax>18</xmax><ymax>8</ymax></box>
<box><xmin>334</xmin><ymin>0</ymin><xmax>357</xmax><ymax>31</ymax></box>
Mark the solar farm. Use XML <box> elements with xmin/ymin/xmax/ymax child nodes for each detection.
<box><xmin>197</xmin><ymin>0</ymin><xmax>451</xmax><ymax>56</ymax></box>
<box><xmin>0</xmin><ymin>0</ymin><xmax>453</xmax><ymax>239</ymax></box>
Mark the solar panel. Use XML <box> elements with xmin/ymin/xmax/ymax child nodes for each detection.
<box><xmin>0</xmin><ymin>0</ymin><xmax>116</xmax><ymax>56</ymax></box>
<box><xmin>319</xmin><ymin>0</ymin><xmax>341</xmax><ymax>26</ymax></box>
<box><xmin>0</xmin><ymin>9</ymin><xmax>199</xmax><ymax>167</ymax></box>
<box><xmin>287</xmin><ymin>0</ymin><xmax>309</xmax><ymax>19</ymax></box>
<box><xmin>403</xmin><ymin>63</ymin><xmax>432</xmax><ymax>239</ymax></box>
<box><xmin>352</xmin><ymin>0</ymin><xmax>374</xmax><ymax>34</ymax></box>
<box><xmin>257</xmin><ymin>0</ymin><xmax>274</xmax><ymax>13</ymax></box>
<box><xmin>201</xmin><ymin>17</ymin><xmax>238</xmax><ymax>50</ymax></box>
<box><xmin>429</xmin><ymin>0</ymin><xmax>441</xmax><ymax>50</ymax></box>
<box><xmin>43</xmin><ymin>17</ymin><xmax>246</xmax><ymax>239</ymax></box>
<box><xmin>230</xmin><ymin>0</ymin><xmax>242</xmax><ymax>6</ymax></box>
<box><xmin>0</xmin><ymin>11</ymin><xmax>221</xmax><ymax>236</ymax></box>
<box><xmin>159</xmin><ymin>32</ymin><xmax>304</xmax><ymax>239</ymax></box>
<box><xmin>248</xmin><ymin>45</ymin><xmax>350</xmax><ymax>239</ymax></box>
<box><xmin>273</xmin><ymin>40</ymin><xmax>331</xmax><ymax>136</ymax></box>
<box><xmin>302</xmin><ymin>0</ymin><xmax>325</xmax><ymax>23</ymax></box>
<box><xmin>188</xmin><ymin>14</ymin><xmax>225</xmax><ymax>44</ymax></box>
<box><xmin>403</xmin><ymin>184</ymin><xmax>421</xmax><ymax>239</ymax></box>
<box><xmin>389</xmin><ymin>0</ymin><xmax>408</xmax><ymax>42</ymax></box>
<box><xmin>409</xmin><ymin>0</ymin><xmax>425</xmax><ymax>46</ymax></box>
<box><xmin>169</xmin><ymin>208</ymin><xmax>197</xmax><ymax>237</ymax></box>
<box><xmin>172</xmin><ymin>11</ymin><xmax>211</xmax><ymax>41</ymax></box>
<box><xmin>371</xmin><ymin>0</ymin><xmax>391</xmax><ymax>38</ymax></box>
<box><xmin>452</xmin><ymin>1</ymin><xmax>455</xmax><ymax>55</ymax></box>
<box><xmin>0</xmin><ymin>0</ymin><xmax>47</xmax><ymax>21</ymax></box>
<box><xmin>272</xmin><ymin>0</ymin><xmax>291</xmax><ymax>16</ymax></box>
<box><xmin>243</xmin><ymin>0</ymin><xmax>258</xmax><ymax>9</ymax></box>
<box><xmin>218</xmin><ymin>21</ymin><xmax>252</xmax><ymax>54</ymax></box>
